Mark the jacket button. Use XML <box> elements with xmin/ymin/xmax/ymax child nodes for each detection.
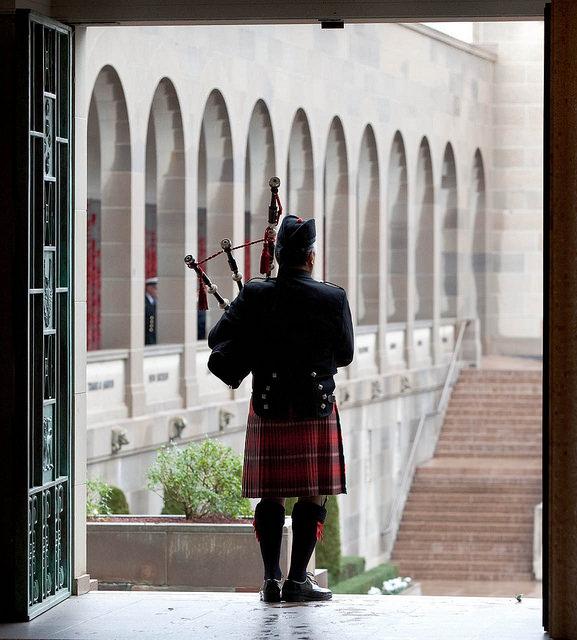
<box><xmin>263</xmin><ymin>403</ymin><xmax>269</xmax><ymax>410</ymax></box>
<box><xmin>320</xmin><ymin>403</ymin><xmax>326</xmax><ymax>410</ymax></box>
<box><xmin>272</xmin><ymin>373</ymin><xmax>278</xmax><ymax>379</ymax></box>
<box><xmin>317</xmin><ymin>384</ymin><xmax>323</xmax><ymax>391</ymax></box>
<box><xmin>322</xmin><ymin>394</ymin><xmax>327</xmax><ymax>399</ymax></box>
<box><xmin>261</xmin><ymin>394</ymin><xmax>267</xmax><ymax>399</ymax></box>
<box><xmin>265</xmin><ymin>385</ymin><xmax>271</xmax><ymax>391</ymax></box>
<box><xmin>311</xmin><ymin>371</ymin><xmax>317</xmax><ymax>378</ymax></box>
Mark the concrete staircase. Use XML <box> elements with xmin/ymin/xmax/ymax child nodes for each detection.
<box><xmin>391</xmin><ymin>368</ymin><xmax>542</xmax><ymax>582</ymax></box>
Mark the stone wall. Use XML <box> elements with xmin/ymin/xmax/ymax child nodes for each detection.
<box><xmin>79</xmin><ymin>22</ymin><xmax>543</xmax><ymax>569</ymax></box>
<box><xmin>474</xmin><ymin>22</ymin><xmax>544</xmax><ymax>356</ymax></box>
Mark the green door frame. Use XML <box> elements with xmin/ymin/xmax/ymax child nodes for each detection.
<box><xmin>0</xmin><ymin>10</ymin><xmax>73</xmax><ymax>621</ymax></box>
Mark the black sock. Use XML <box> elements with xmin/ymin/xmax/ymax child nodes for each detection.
<box><xmin>287</xmin><ymin>501</ymin><xmax>327</xmax><ymax>582</ymax></box>
<box><xmin>253</xmin><ymin>500</ymin><xmax>286</xmax><ymax>580</ymax></box>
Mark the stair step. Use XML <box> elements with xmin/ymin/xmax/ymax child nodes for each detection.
<box><xmin>451</xmin><ymin>391</ymin><xmax>542</xmax><ymax>400</ymax></box>
<box><xmin>391</xmin><ymin>566</ymin><xmax>534</xmax><ymax>581</ymax></box>
<box><xmin>398</xmin><ymin>522</ymin><xmax>533</xmax><ymax>535</ymax></box>
<box><xmin>392</xmin><ymin>550</ymin><xmax>531</xmax><ymax>562</ymax></box>
<box><xmin>393</xmin><ymin>540</ymin><xmax>530</xmax><ymax>553</ymax></box>
<box><xmin>435</xmin><ymin>450</ymin><xmax>542</xmax><ymax>458</ymax></box>
<box><xmin>394</xmin><ymin>530</ymin><xmax>533</xmax><ymax>544</ymax></box>
<box><xmin>445</xmin><ymin>409</ymin><xmax>542</xmax><ymax>418</ymax></box>
<box><xmin>391</xmin><ymin>368</ymin><xmax>542</xmax><ymax>583</ymax></box>
<box><xmin>440</xmin><ymin>428</ymin><xmax>541</xmax><ymax>436</ymax></box>
<box><xmin>449</xmin><ymin>398</ymin><xmax>542</xmax><ymax>407</ymax></box>
<box><xmin>453</xmin><ymin>384</ymin><xmax>542</xmax><ymax>395</ymax></box>
<box><xmin>400</xmin><ymin>510</ymin><xmax>534</xmax><ymax>524</ymax></box>
<box><xmin>443</xmin><ymin>417</ymin><xmax>542</xmax><ymax>426</ymax></box>
<box><xmin>458</xmin><ymin>370</ymin><xmax>541</xmax><ymax>380</ymax></box>
<box><xmin>405</xmin><ymin>496</ymin><xmax>539</xmax><ymax>513</ymax></box>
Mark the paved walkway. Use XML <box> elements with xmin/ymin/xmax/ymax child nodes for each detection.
<box><xmin>419</xmin><ymin>580</ymin><xmax>542</xmax><ymax>598</ymax></box>
<box><xmin>0</xmin><ymin>592</ymin><xmax>546</xmax><ymax>640</ymax></box>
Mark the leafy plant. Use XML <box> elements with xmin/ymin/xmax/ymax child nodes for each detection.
<box><xmin>108</xmin><ymin>486</ymin><xmax>130</xmax><ymax>514</ymax></box>
<box><xmin>86</xmin><ymin>478</ymin><xmax>113</xmax><ymax>517</ymax></box>
<box><xmin>331</xmin><ymin>563</ymin><xmax>398</xmax><ymax>594</ymax></box>
<box><xmin>368</xmin><ymin>576</ymin><xmax>413</xmax><ymax>595</ymax></box>
<box><xmin>86</xmin><ymin>479</ymin><xmax>130</xmax><ymax>517</ymax></box>
<box><xmin>339</xmin><ymin>555</ymin><xmax>366</xmax><ymax>582</ymax></box>
<box><xmin>148</xmin><ymin>439</ymin><xmax>252</xmax><ymax>520</ymax></box>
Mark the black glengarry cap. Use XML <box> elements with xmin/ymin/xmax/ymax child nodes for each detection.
<box><xmin>275</xmin><ymin>214</ymin><xmax>316</xmax><ymax>265</ymax></box>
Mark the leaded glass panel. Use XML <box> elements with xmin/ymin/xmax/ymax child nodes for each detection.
<box><xmin>43</xmin><ymin>251</ymin><xmax>55</xmax><ymax>331</ymax></box>
<box><xmin>44</xmin><ymin>181</ymin><xmax>55</xmax><ymax>248</ymax></box>
<box><xmin>57</xmin><ymin>34</ymin><xmax>69</xmax><ymax>137</ymax></box>
<box><xmin>28</xmin><ymin>495</ymin><xmax>40</xmax><ymax>606</ymax></box>
<box><xmin>44</xmin><ymin>29</ymin><xmax>55</xmax><ymax>95</ymax></box>
<box><xmin>24</xmin><ymin>15</ymin><xmax>72</xmax><ymax>619</ymax></box>
<box><xmin>43</xmin><ymin>97</ymin><xmax>55</xmax><ymax>179</ymax></box>
<box><xmin>43</xmin><ymin>334</ymin><xmax>55</xmax><ymax>400</ymax></box>
<box><xmin>42</xmin><ymin>405</ymin><xmax>55</xmax><ymax>484</ymax></box>
<box><xmin>41</xmin><ymin>489</ymin><xmax>53</xmax><ymax>599</ymax></box>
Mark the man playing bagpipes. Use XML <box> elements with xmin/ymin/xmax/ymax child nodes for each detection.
<box><xmin>187</xmin><ymin>180</ymin><xmax>354</xmax><ymax>602</ymax></box>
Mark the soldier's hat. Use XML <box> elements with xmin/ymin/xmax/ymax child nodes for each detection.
<box><xmin>145</xmin><ymin>276</ymin><xmax>158</xmax><ymax>286</ymax></box>
<box><xmin>275</xmin><ymin>214</ymin><xmax>316</xmax><ymax>264</ymax></box>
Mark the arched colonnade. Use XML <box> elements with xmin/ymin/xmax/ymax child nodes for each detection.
<box><xmin>86</xmin><ymin>64</ymin><xmax>487</xmax><ymax>407</ymax></box>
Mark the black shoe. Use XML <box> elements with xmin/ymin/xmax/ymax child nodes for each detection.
<box><xmin>260</xmin><ymin>578</ymin><xmax>282</xmax><ymax>603</ymax></box>
<box><xmin>281</xmin><ymin>573</ymin><xmax>332</xmax><ymax>602</ymax></box>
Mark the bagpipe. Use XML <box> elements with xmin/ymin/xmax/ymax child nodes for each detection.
<box><xmin>184</xmin><ymin>177</ymin><xmax>283</xmax><ymax>311</ymax></box>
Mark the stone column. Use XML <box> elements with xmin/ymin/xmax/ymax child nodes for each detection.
<box><xmin>406</xmin><ymin>158</ymin><xmax>416</xmax><ymax>370</ymax></box>
<box><xmin>432</xmin><ymin>174</ymin><xmax>442</xmax><ymax>365</ymax></box>
<box><xmin>72</xmin><ymin>26</ymin><xmax>90</xmax><ymax>594</ymax></box>
<box><xmin>128</xmin><ymin>121</ymin><xmax>146</xmax><ymax>416</ymax></box>
<box><xmin>548</xmin><ymin>1</ymin><xmax>577</xmax><ymax>637</ymax></box>
<box><xmin>183</xmin><ymin>126</ymin><xmax>199</xmax><ymax>406</ymax></box>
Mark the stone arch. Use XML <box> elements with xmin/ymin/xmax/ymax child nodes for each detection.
<box><xmin>197</xmin><ymin>89</ymin><xmax>234</xmax><ymax>339</ymax></box>
<box><xmin>440</xmin><ymin>143</ymin><xmax>458</xmax><ymax>318</ymax></box>
<box><xmin>244</xmin><ymin>100</ymin><xmax>275</xmax><ymax>279</ymax></box>
<box><xmin>357</xmin><ymin>125</ymin><xmax>380</xmax><ymax>326</ymax></box>
<box><xmin>145</xmin><ymin>77</ymin><xmax>185</xmax><ymax>344</ymax></box>
<box><xmin>287</xmin><ymin>108</ymin><xmax>314</xmax><ymax>217</ymax></box>
<box><xmin>387</xmin><ymin>131</ymin><xmax>408</xmax><ymax>323</ymax></box>
<box><xmin>87</xmin><ymin>65</ymin><xmax>131</xmax><ymax>350</ymax></box>
<box><xmin>415</xmin><ymin>137</ymin><xmax>434</xmax><ymax>321</ymax></box>
<box><xmin>323</xmin><ymin>116</ymin><xmax>349</xmax><ymax>287</ymax></box>
<box><xmin>470</xmin><ymin>149</ymin><xmax>487</xmax><ymax>326</ymax></box>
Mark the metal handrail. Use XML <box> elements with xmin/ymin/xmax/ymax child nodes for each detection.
<box><xmin>381</xmin><ymin>319</ymin><xmax>469</xmax><ymax>537</ymax></box>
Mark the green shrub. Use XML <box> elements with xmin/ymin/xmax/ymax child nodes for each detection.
<box><xmin>161</xmin><ymin>495</ymin><xmax>185</xmax><ymax>516</ymax></box>
<box><xmin>108</xmin><ymin>486</ymin><xmax>130</xmax><ymax>514</ymax></box>
<box><xmin>86</xmin><ymin>478</ymin><xmax>113</xmax><ymax>517</ymax></box>
<box><xmin>332</xmin><ymin>563</ymin><xmax>398</xmax><ymax>595</ymax></box>
<box><xmin>148</xmin><ymin>439</ymin><xmax>252</xmax><ymax>520</ymax></box>
<box><xmin>339</xmin><ymin>555</ymin><xmax>366</xmax><ymax>582</ymax></box>
<box><xmin>285</xmin><ymin>495</ymin><xmax>342</xmax><ymax>582</ymax></box>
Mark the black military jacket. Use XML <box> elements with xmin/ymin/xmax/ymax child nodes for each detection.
<box><xmin>208</xmin><ymin>267</ymin><xmax>354</xmax><ymax>418</ymax></box>
<box><xmin>145</xmin><ymin>295</ymin><xmax>157</xmax><ymax>345</ymax></box>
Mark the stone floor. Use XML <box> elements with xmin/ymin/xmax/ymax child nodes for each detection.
<box><xmin>0</xmin><ymin>592</ymin><xmax>547</xmax><ymax>640</ymax></box>
<box><xmin>419</xmin><ymin>580</ymin><xmax>542</xmax><ymax>598</ymax></box>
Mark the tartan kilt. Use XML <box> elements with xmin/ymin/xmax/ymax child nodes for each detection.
<box><xmin>241</xmin><ymin>403</ymin><xmax>347</xmax><ymax>498</ymax></box>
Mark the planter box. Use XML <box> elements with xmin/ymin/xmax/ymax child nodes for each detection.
<box><xmin>87</xmin><ymin>515</ymin><xmax>312</xmax><ymax>592</ymax></box>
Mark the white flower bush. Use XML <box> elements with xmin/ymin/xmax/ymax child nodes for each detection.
<box><xmin>367</xmin><ymin>576</ymin><xmax>412</xmax><ymax>595</ymax></box>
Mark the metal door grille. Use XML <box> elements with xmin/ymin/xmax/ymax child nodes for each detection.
<box><xmin>26</xmin><ymin>12</ymin><xmax>72</xmax><ymax>619</ymax></box>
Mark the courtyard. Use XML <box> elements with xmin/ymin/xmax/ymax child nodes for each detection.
<box><xmin>0</xmin><ymin>592</ymin><xmax>545</xmax><ymax>640</ymax></box>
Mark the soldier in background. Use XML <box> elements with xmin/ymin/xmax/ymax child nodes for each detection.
<box><xmin>145</xmin><ymin>276</ymin><xmax>158</xmax><ymax>345</ymax></box>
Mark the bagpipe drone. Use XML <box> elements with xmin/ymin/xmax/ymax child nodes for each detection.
<box><xmin>184</xmin><ymin>178</ymin><xmax>283</xmax><ymax>388</ymax></box>
<box><xmin>184</xmin><ymin>176</ymin><xmax>283</xmax><ymax>312</ymax></box>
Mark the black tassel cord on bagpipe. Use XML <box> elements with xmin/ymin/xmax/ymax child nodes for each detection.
<box><xmin>184</xmin><ymin>177</ymin><xmax>283</xmax><ymax>311</ymax></box>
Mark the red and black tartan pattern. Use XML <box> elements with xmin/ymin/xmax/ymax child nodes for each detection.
<box><xmin>242</xmin><ymin>404</ymin><xmax>347</xmax><ymax>498</ymax></box>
